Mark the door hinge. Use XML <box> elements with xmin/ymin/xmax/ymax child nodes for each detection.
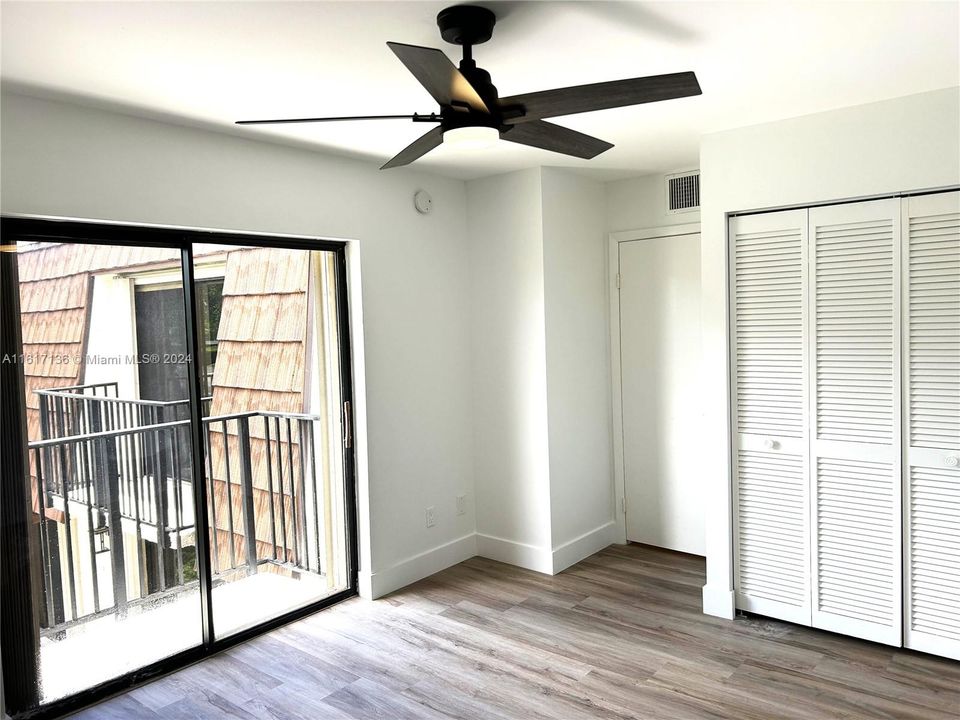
<box><xmin>616</xmin><ymin>272</ymin><xmax>622</xmax><ymax>289</ymax></box>
<box><xmin>619</xmin><ymin>496</ymin><xmax>626</xmax><ymax>514</ymax></box>
<box><xmin>343</xmin><ymin>400</ymin><xmax>352</xmax><ymax>449</ymax></box>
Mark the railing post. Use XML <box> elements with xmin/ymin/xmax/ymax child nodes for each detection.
<box><xmin>152</xmin><ymin>408</ymin><xmax>170</xmax><ymax>590</ymax></box>
<box><xmin>99</xmin><ymin>433</ymin><xmax>128</xmax><ymax>613</ymax></box>
<box><xmin>37</xmin><ymin>393</ymin><xmax>66</xmax><ymax>624</ymax></box>
<box><xmin>237</xmin><ymin>416</ymin><xmax>258</xmax><ymax>574</ymax></box>
<box><xmin>89</xmin><ymin>398</ymin><xmax>106</xmax><ymax>501</ymax></box>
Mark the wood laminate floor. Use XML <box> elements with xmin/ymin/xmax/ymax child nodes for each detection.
<box><xmin>71</xmin><ymin>544</ymin><xmax>959</xmax><ymax>719</ymax></box>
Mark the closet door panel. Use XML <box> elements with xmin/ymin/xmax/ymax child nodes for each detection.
<box><xmin>730</xmin><ymin>209</ymin><xmax>811</xmax><ymax>624</ymax></box>
<box><xmin>809</xmin><ymin>199</ymin><xmax>902</xmax><ymax>646</ymax></box>
<box><xmin>903</xmin><ymin>190</ymin><xmax>960</xmax><ymax>661</ymax></box>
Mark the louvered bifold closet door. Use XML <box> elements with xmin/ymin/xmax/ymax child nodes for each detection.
<box><xmin>903</xmin><ymin>191</ymin><xmax>960</xmax><ymax>661</ymax></box>
<box><xmin>809</xmin><ymin>199</ymin><xmax>902</xmax><ymax>645</ymax></box>
<box><xmin>730</xmin><ymin>210</ymin><xmax>810</xmax><ymax>625</ymax></box>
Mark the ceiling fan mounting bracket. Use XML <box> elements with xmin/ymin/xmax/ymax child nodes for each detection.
<box><xmin>437</xmin><ymin>5</ymin><xmax>496</xmax><ymax>47</ymax></box>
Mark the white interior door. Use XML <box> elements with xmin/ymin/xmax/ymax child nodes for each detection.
<box><xmin>809</xmin><ymin>198</ymin><xmax>902</xmax><ymax>646</ymax></box>
<box><xmin>729</xmin><ymin>210</ymin><xmax>811</xmax><ymax>625</ymax></box>
<box><xmin>902</xmin><ymin>190</ymin><xmax>960</xmax><ymax>661</ymax></box>
<box><xmin>619</xmin><ymin>232</ymin><xmax>703</xmax><ymax>555</ymax></box>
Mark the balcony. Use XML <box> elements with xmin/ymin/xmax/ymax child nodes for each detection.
<box><xmin>29</xmin><ymin>383</ymin><xmax>338</xmax><ymax>702</ymax></box>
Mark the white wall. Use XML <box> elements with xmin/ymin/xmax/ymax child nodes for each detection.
<box><xmin>699</xmin><ymin>86</ymin><xmax>960</xmax><ymax>618</ymax></box>
<box><xmin>541</xmin><ymin>168</ymin><xmax>616</xmax><ymax>570</ymax></box>
<box><xmin>467</xmin><ymin>167</ymin><xmax>615</xmax><ymax>573</ymax></box>
<box><xmin>0</xmin><ymin>90</ymin><xmax>477</xmax><ymax>599</ymax></box>
<box><xmin>467</xmin><ymin>169</ymin><xmax>554</xmax><ymax>572</ymax></box>
<box><xmin>84</xmin><ymin>275</ymin><xmax>138</xmax><ymax>397</ymax></box>
<box><xmin>606</xmin><ymin>172</ymin><xmax>701</xmax><ymax>234</ymax></box>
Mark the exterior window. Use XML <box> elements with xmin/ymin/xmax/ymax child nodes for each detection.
<box><xmin>196</xmin><ymin>278</ymin><xmax>224</xmax><ymax>398</ymax></box>
<box><xmin>134</xmin><ymin>284</ymin><xmax>189</xmax><ymax>402</ymax></box>
<box><xmin>134</xmin><ymin>277</ymin><xmax>223</xmax><ymax>404</ymax></box>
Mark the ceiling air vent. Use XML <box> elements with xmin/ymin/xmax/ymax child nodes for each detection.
<box><xmin>666</xmin><ymin>170</ymin><xmax>700</xmax><ymax>214</ymax></box>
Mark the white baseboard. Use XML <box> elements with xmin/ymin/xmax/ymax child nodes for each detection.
<box><xmin>359</xmin><ymin>533</ymin><xmax>478</xmax><ymax>599</ymax></box>
<box><xmin>552</xmin><ymin>521</ymin><xmax>617</xmax><ymax>574</ymax></box>
<box><xmin>356</xmin><ymin>524</ymin><xmax>617</xmax><ymax>600</ymax></box>
<box><xmin>702</xmin><ymin>583</ymin><xmax>735</xmax><ymax>619</ymax></box>
<box><xmin>476</xmin><ymin>533</ymin><xmax>553</xmax><ymax>575</ymax></box>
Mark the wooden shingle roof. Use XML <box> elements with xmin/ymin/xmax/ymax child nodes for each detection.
<box><xmin>209</xmin><ymin>247</ymin><xmax>309</xmax><ymax>417</ymax></box>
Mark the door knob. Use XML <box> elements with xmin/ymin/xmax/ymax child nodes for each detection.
<box><xmin>764</xmin><ymin>439</ymin><xmax>779</xmax><ymax>450</ymax></box>
<box><xmin>946</xmin><ymin>456</ymin><xmax>959</xmax><ymax>468</ymax></box>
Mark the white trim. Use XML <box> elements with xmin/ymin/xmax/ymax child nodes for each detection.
<box><xmin>609</xmin><ymin>222</ymin><xmax>701</xmax><ymax>244</ymax></box>
<box><xmin>358</xmin><ymin>533</ymin><xmax>478</xmax><ymax>600</ymax></box>
<box><xmin>552</xmin><ymin>522</ymin><xmax>617</xmax><ymax>574</ymax></box>
<box><xmin>607</xmin><ymin>237</ymin><xmax>627</xmax><ymax>545</ymax></box>
<box><xmin>1</xmin><ymin>211</ymin><xmax>354</xmax><ymax>245</ymax></box>
<box><xmin>723</xmin><ymin>186</ymin><xmax>960</xmax><ymax>218</ymax></box>
<box><xmin>607</xmin><ymin>222</ymin><xmax>702</xmax><ymax>548</ymax></box>
<box><xmin>344</xmin><ymin>240</ymin><xmax>373</xmax><ymax>602</ymax></box>
<box><xmin>702</xmin><ymin>584</ymin><xmax>735</xmax><ymax>619</ymax></box>
<box><xmin>129</xmin><ymin>262</ymin><xmax>226</xmax><ymax>286</ymax></box>
<box><xmin>476</xmin><ymin>533</ymin><xmax>553</xmax><ymax>575</ymax></box>
<box><xmin>357</xmin><ymin>522</ymin><xmax>617</xmax><ymax>600</ymax></box>
<box><xmin>905</xmin><ymin>633</ymin><xmax>960</xmax><ymax>663</ymax></box>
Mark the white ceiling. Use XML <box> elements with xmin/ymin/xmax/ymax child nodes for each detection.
<box><xmin>2</xmin><ymin>1</ymin><xmax>958</xmax><ymax>180</ymax></box>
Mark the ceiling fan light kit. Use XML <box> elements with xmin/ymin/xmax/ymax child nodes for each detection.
<box><xmin>238</xmin><ymin>4</ymin><xmax>702</xmax><ymax>170</ymax></box>
<box><xmin>443</xmin><ymin>125</ymin><xmax>499</xmax><ymax>149</ymax></box>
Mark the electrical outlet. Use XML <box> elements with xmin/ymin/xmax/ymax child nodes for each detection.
<box><xmin>425</xmin><ymin>506</ymin><xmax>436</xmax><ymax>528</ymax></box>
<box><xmin>456</xmin><ymin>494</ymin><xmax>466</xmax><ymax>516</ymax></box>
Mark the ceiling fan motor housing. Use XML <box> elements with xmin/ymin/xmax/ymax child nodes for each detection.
<box><xmin>436</xmin><ymin>6</ymin><xmax>504</xmax><ymax>131</ymax></box>
<box><xmin>449</xmin><ymin>63</ymin><xmax>500</xmax><ymax>127</ymax></box>
<box><xmin>437</xmin><ymin>5</ymin><xmax>496</xmax><ymax>46</ymax></box>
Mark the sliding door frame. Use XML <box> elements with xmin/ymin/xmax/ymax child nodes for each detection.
<box><xmin>0</xmin><ymin>216</ymin><xmax>359</xmax><ymax>720</ymax></box>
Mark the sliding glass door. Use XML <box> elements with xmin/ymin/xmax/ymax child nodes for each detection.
<box><xmin>0</xmin><ymin>220</ymin><xmax>356</xmax><ymax>719</ymax></box>
<box><xmin>193</xmin><ymin>243</ymin><xmax>353</xmax><ymax>638</ymax></box>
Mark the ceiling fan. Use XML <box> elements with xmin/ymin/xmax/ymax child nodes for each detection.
<box><xmin>237</xmin><ymin>4</ymin><xmax>702</xmax><ymax>170</ymax></box>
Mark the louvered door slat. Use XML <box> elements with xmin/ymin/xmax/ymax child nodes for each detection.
<box><xmin>731</xmin><ymin>210</ymin><xmax>810</xmax><ymax>625</ymax></box>
<box><xmin>903</xmin><ymin>191</ymin><xmax>960</xmax><ymax>661</ymax></box>
<box><xmin>810</xmin><ymin>199</ymin><xmax>902</xmax><ymax>646</ymax></box>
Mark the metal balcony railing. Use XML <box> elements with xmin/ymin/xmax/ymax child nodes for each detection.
<box><xmin>30</xmin><ymin>384</ymin><xmax>323</xmax><ymax>634</ymax></box>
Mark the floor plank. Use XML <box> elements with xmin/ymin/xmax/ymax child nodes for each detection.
<box><xmin>70</xmin><ymin>544</ymin><xmax>960</xmax><ymax>719</ymax></box>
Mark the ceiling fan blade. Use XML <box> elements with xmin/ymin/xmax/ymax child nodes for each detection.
<box><xmin>381</xmin><ymin>125</ymin><xmax>445</xmax><ymax>170</ymax></box>
<box><xmin>500</xmin><ymin>71</ymin><xmax>701</xmax><ymax>124</ymax></box>
<box><xmin>236</xmin><ymin>114</ymin><xmax>437</xmax><ymax>125</ymax></box>
<box><xmin>387</xmin><ymin>42</ymin><xmax>489</xmax><ymax>114</ymax></box>
<box><xmin>500</xmin><ymin>120</ymin><xmax>613</xmax><ymax>159</ymax></box>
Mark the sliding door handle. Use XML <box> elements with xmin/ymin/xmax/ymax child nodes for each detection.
<box><xmin>343</xmin><ymin>400</ymin><xmax>352</xmax><ymax>450</ymax></box>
